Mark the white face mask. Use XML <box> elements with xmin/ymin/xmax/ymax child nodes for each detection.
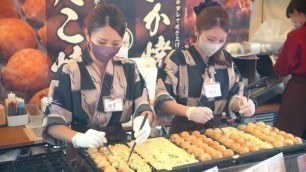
<box><xmin>292</xmin><ymin>22</ymin><xmax>302</xmax><ymax>29</ymax></box>
<box><xmin>198</xmin><ymin>37</ymin><xmax>224</xmax><ymax>57</ymax></box>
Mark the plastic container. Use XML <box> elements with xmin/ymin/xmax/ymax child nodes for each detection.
<box><xmin>7</xmin><ymin>114</ymin><xmax>29</xmax><ymax>127</ymax></box>
<box><xmin>26</xmin><ymin>104</ymin><xmax>44</xmax><ymax>127</ymax></box>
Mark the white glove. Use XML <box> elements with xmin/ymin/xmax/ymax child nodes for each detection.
<box><xmin>186</xmin><ymin>106</ymin><xmax>214</xmax><ymax>123</ymax></box>
<box><xmin>71</xmin><ymin>129</ymin><xmax>107</xmax><ymax>148</ymax></box>
<box><xmin>239</xmin><ymin>97</ymin><xmax>255</xmax><ymax>117</ymax></box>
<box><xmin>133</xmin><ymin>116</ymin><xmax>151</xmax><ymax>145</ymax></box>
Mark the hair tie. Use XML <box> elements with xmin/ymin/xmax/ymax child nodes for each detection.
<box><xmin>193</xmin><ymin>0</ymin><xmax>221</xmax><ymax>16</ymax></box>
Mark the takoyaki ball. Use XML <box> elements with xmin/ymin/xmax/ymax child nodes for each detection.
<box><xmin>248</xmin><ymin>122</ymin><xmax>256</xmax><ymax>127</ymax></box>
<box><xmin>203</xmin><ymin>138</ymin><xmax>214</xmax><ymax>145</ymax></box>
<box><xmin>269</xmin><ymin>131</ymin><xmax>278</xmax><ymax>137</ymax></box>
<box><xmin>186</xmin><ymin>135</ymin><xmax>197</xmax><ymax>143</ymax></box>
<box><xmin>192</xmin><ymin>130</ymin><xmax>201</xmax><ymax>137</ymax></box>
<box><xmin>222</xmin><ymin>149</ymin><xmax>234</xmax><ymax>157</ymax></box>
<box><xmin>229</xmin><ymin>133</ymin><xmax>239</xmax><ymax>140</ymax></box>
<box><xmin>193</xmin><ymin>148</ymin><xmax>204</xmax><ymax>157</ymax></box>
<box><xmin>193</xmin><ymin>140</ymin><xmax>204</xmax><ymax>148</ymax></box>
<box><xmin>270</xmin><ymin>127</ymin><xmax>279</xmax><ymax>133</ymax></box>
<box><xmin>293</xmin><ymin>137</ymin><xmax>303</xmax><ymax>144</ymax></box>
<box><xmin>205</xmin><ymin>129</ymin><xmax>214</xmax><ymax>136</ymax></box>
<box><xmin>215</xmin><ymin>145</ymin><xmax>227</xmax><ymax>152</ymax></box>
<box><xmin>283</xmin><ymin>139</ymin><xmax>294</xmax><ymax>146</ymax></box>
<box><xmin>274</xmin><ymin>135</ymin><xmax>285</xmax><ymax>141</ymax></box>
<box><xmin>231</xmin><ymin>143</ymin><xmax>241</xmax><ymax>151</ymax></box>
<box><xmin>204</xmin><ymin>147</ymin><xmax>215</xmax><ymax>155</ymax></box>
<box><xmin>210</xmin><ymin>150</ymin><xmax>223</xmax><ymax>159</ymax></box>
<box><xmin>199</xmin><ymin>153</ymin><xmax>211</xmax><ymax>161</ymax></box>
<box><xmin>243</xmin><ymin>141</ymin><xmax>252</xmax><ymax>148</ymax></box>
<box><xmin>181</xmin><ymin>141</ymin><xmax>191</xmax><ymax>149</ymax></box>
<box><xmin>223</xmin><ymin>139</ymin><xmax>234</xmax><ymax>147</ymax></box>
<box><xmin>279</xmin><ymin>131</ymin><xmax>287</xmax><ymax>137</ymax></box>
<box><xmin>213</xmin><ymin>128</ymin><xmax>223</xmax><ymax>135</ymax></box>
<box><xmin>237</xmin><ymin>146</ymin><xmax>249</xmax><ymax>154</ymax></box>
<box><xmin>255</xmin><ymin>121</ymin><xmax>265</xmax><ymax>127</ymax></box>
<box><xmin>251</xmin><ymin>130</ymin><xmax>262</xmax><ymax>138</ymax></box>
<box><xmin>180</xmin><ymin>131</ymin><xmax>190</xmax><ymax>138</ymax></box>
<box><xmin>187</xmin><ymin>145</ymin><xmax>197</xmax><ymax>154</ymax></box>
<box><xmin>265</xmin><ymin>136</ymin><xmax>276</xmax><ymax>143</ymax></box>
<box><xmin>212</xmin><ymin>132</ymin><xmax>223</xmax><ymax>140</ymax></box>
<box><xmin>262</xmin><ymin>128</ymin><xmax>271</xmax><ymax>135</ymax></box>
<box><xmin>237</xmin><ymin>124</ymin><xmax>247</xmax><ymax>131</ymax></box>
<box><xmin>235</xmin><ymin>138</ymin><xmax>245</xmax><ymax>145</ymax></box>
<box><xmin>245</xmin><ymin>125</ymin><xmax>254</xmax><ymax>133</ymax></box>
<box><xmin>202</xmin><ymin>143</ymin><xmax>209</xmax><ymax>150</ymax></box>
<box><xmin>174</xmin><ymin>137</ymin><xmax>184</xmax><ymax>146</ymax></box>
<box><xmin>170</xmin><ymin>134</ymin><xmax>180</xmax><ymax>142</ymax></box>
<box><xmin>284</xmin><ymin>133</ymin><xmax>294</xmax><ymax>140</ymax></box>
<box><xmin>198</xmin><ymin>134</ymin><xmax>207</xmax><ymax>141</ymax></box>
<box><xmin>272</xmin><ymin>140</ymin><xmax>284</xmax><ymax>147</ymax></box>
<box><xmin>248</xmin><ymin>145</ymin><xmax>259</xmax><ymax>152</ymax></box>
<box><xmin>218</xmin><ymin>137</ymin><xmax>227</xmax><ymax>144</ymax></box>
<box><xmin>210</xmin><ymin>141</ymin><xmax>220</xmax><ymax>148</ymax></box>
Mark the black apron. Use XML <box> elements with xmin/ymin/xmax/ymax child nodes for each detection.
<box><xmin>274</xmin><ymin>75</ymin><xmax>306</xmax><ymax>139</ymax></box>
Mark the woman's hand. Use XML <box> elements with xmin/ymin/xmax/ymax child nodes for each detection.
<box><xmin>239</xmin><ymin>97</ymin><xmax>255</xmax><ymax>117</ymax></box>
<box><xmin>186</xmin><ymin>106</ymin><xmax>214</xmax><ymax>123</ymax></box>
<box><xmin>133</xmin><ymin>115</ymin><xmax>151</xmax><ymax>145</ymax></box>
<box><xmin>71</xmin><ymin>129</ymin><xmax>107</xmax><ymax>148</ymax></box>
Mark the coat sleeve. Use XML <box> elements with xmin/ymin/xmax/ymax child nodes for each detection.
<box><xmin>154</xmin><ymin>50</ymin><xmax>181</xmax><ymax>122</ymax></box>
<box><xmin>225</xmin><ymin>62</ymin><xmax>244</xmax><ymax>119</ymax></box>
<box><xmin>41</xmin><ymin>64</ymin><xmax>73</xmax><ymax>145</ymax></box>
<box><xmin>132</xmin><ymin>63</ymin><xmax>156</xmax><ymax>118</ymax></box>
<box><xmin>274</xmin><ymin>32</ymin><xmax>300</xmax><ymax>77</ymax></box>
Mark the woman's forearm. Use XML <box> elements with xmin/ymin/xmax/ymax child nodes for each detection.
<box><xmin>231</xmin><ymin>98</ymin><xmax>241</xmax><ymax>112</ymax></box>
<box><xmin>159</xmin><ymin>101</ymin><xmax>189</xmax><ymax>117</ymax></box>
<box><xmin>47</xmin><ymin>125</ymin><xmax>78</xmax><ymax>143</ymax></box>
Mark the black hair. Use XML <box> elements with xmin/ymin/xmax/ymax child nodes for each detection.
<box><xmin>87</xmin><ymin>3</ymin><xmax>126</xmax><ymax>37</ymax></box>
<box><xmin>195</xmin><ymin>2</ymin><xmax>231</xmax><ymax>67</ymax></box>
<box><xmin>286</xmin><ymin>0</ymin><xmax>306</xmax><ymax>18</ymax></box>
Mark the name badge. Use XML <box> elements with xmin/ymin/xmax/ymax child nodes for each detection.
<box><xmin>103</xmin><ymin>96</ymin><xmax>124</xmax><ymax>112</ymax></box>
<box><xmin>204</xmin><ymin>82</ymin><xmax>222</xmax><ymax>98</ymax></box>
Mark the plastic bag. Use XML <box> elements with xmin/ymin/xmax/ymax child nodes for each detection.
<box><xmin>250</xmin><ymin>19</ymin><xmax>293</xmax><ymax>54</ymax></box>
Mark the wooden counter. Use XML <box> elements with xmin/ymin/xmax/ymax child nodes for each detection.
<box><xmin>0</xmin><ymin>125</ymin><xmax>43</xmax><ymax>150</ymax></box>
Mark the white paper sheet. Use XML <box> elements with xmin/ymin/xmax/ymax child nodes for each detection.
<box><xmin>241</xmin><ymin>153</ymin><xmax>286</xmax><ymax>172</ymax></box>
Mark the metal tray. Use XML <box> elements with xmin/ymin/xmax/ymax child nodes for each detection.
<box><xmin>278</xmin><ymin>141</ymin><xmax>306</xmax><ymax>154</ymax></box>
<box><xmin>78</xmin><ymin>135</ymin><xmax>306</xmax><ymax>172</ymax></box>
<box><xmin>15</xmin><ymin>151</ymin><xmax>74</xmax><ymax>172</ymax></box>
<box><xmin>78</xmin><ymin>146</ymin><xmax>155</xmax><ymax>172</ymax></box>
<box><xmin>78</xmin><ymin>149</ymin><xmax>104</xmax><ymax>172</ymax></box>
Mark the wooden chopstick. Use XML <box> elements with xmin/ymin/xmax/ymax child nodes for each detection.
<box><xmin>126</xmin><ymin>113</ymin><xmax>149</xmax><ymax>163</ymax></box>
